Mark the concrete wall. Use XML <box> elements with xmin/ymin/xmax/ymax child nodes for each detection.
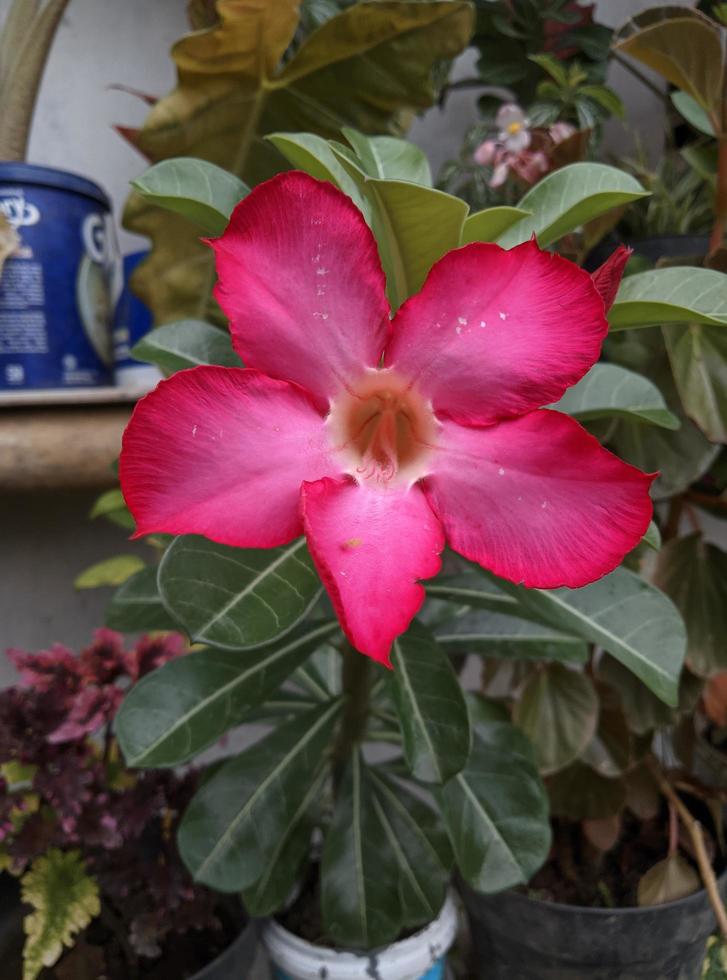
<box><xmin>0</xmin><ymin>0</ymin><xmax>694</xmax><ymax>670</ymax></box>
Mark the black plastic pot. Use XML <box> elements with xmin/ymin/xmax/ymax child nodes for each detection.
<box><xmin>462</xmin><ymin>871</ymin><xmax>727</xmax><ymax>980</ymax></box>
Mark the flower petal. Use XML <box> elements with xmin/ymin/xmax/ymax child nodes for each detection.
<box><xmin>386</xmin><ymin>239</ymin><xmax>607</xmax><ymax>424</ymax></box>
<box><xmin>210</xmin><ymin>171</ymin><xmax>390</xmax><ymax>406</ymax></box>
<box><xmin>300</xmin><ymin>478</ymin><xmax>444</xmax><ymax>665</ymax></box>
<box><xmin>120</xmin><ymin>367</ymin><xmax>339</xmax><ymax>547</ymax></box>
<box><xmin>591</xmin><ymin>244</ymin><xmax>632</xmax><ymax>312</ymax></box>
<box><xmin>423</xmin><ymin>411</ymin><xmax>654</xmax><ymax>589</ymax></box>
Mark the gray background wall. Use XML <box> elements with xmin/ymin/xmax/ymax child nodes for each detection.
<box><xmin>0</xmin><ymin>0</ymin><xmax>693</xmax><ymax>683</ymax></box>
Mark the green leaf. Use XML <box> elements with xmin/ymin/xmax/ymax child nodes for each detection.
<box><xmin>321</xmin><ymin>752</ymin><xmax>402</xmax><ymax>949</ymax></box>
<box><xmin>551</xmin><ymin>363</ymin><xmax>679</xmax><ymax>429</ymax></box>
<box><xmin>665</xmin><ymin>323</ymin><xmax>727</xmax><ymax>443</ymax></box>
<box><xmin>438</xmin><ymin>720</ymin><xmax>551</xmax><ymax>893</ymax></box>
<box><xmin>123</xmin><ymin>0</ymin><xmax>474</xmax><ymax>324</ymax></box>
<box><xmin>241</xmin><ymin>767</ymin><xmax>325</xmax><ymax>916</ymax></box>
<box><xmin>607</xmin><ymin>328</ymin><xmax>719</xmax><ymax>499</ymax></box>
<box><xmin>389</xmin><ymin>620</ymin><xmax>471</xmax><ymax>784</ymax></box>
<box><xmin>132</xmin><ymin>158</ymin><xmax>250</xmax><ymax>235</ymax></box>
<box><xmin>369</xmin><ymin>769</ymin><xmax>452</xmax><ymax>929</ymax></box>
<box><xmin>105</xmin><ymin>566</ymin><xmax>180</xmax><ymax>633</ymax></box>
<box><xmin>513</xmin><ymin>665</ymin><xmax>599</xmax><ymax>775</ymax></box>
<box><xmin>158</xmin><ymin>535</ymin><xmax>322</xmax><ymax>650</ymax></box>
<box><xmin>497</xmin><ymin>163</ymin><xmax>648</xmax><ymax>249</ymax></box>
<box><xmin>637</xmin><ymin>855</ymin><xmax>700</xmax><ymax>907</ymax></box>
<box><xmin>460</xmin><ymin>206</ymin><xmax>532</xmax><ymax>245</ymax></box>
<box><xmin>435</xmin><ymin>609</ymin><xmax>589</xmax><ymax>664</ymax></box>
<box><xmin>654</xmin><ymin>533</ymin><xmax>727</xmax><ymax>677</ymax></box>
<box><xmin>131</xmin><ymin>319</ymin><xmax>242</xmax><ymax>374</ymax></box>
<box><xmin>609</xmin><ymin>268</ymin><xmax>727</xmax><ymax>330</ymax></box>
<box><xmin>21</xmin><ymin>850</ymin><xmax>100</xmax><ymax>980</ymax></box>
<box><xmin>644</xmin><ymin>521</ymin><xmax>662</xmax><ymax>552</ymax></box>
<box><xmin>116</xmin><ymin>620</ymin><xmax>339</xmax><ymax>767</ymax></box>
<box><xmin>427</xmin><ymin>574</ymin><xmax>519</xmax><ymax>614</ymax></box>
<box><xmin>671</xmin><ymin>90</ymin><xmax>716</xmax><ymax>136</ymax></box>
<box><xmin>614</xmin><ymin>6</ymin><xmax>725</xmax><ymax>125</ymax></box>
<box><xmin>598</xmin><ymin>654</ymin><xmax>673</xmax><ymax>735</ymax></box>
<box><xmin>579</xmin><ymin>84</ymin><xmax>625</xmax><ymax>119</ymax></box>
<box><xmin>548</xmin><ymin>762</ymin><xmax>626</xmax><ymax>819</ymax></box>
<box><xmin>265</xmin><ymin>131</ymin><xmax>365</xmax><ymax>210</ymax></box>
<box><xmin>74</xmin><ymin>555</ymin><xmax>145</xmax><ymax>590</ymax></box>
<box><xmin>89</xmin><ymin>488</ymin><xmax>134</xmax><ymax>530</ymax></box>
<box><xmin>178</xmin><ymin>700</ymin><xmax>340</xmax><ymax>891</ymax></box>
<box><xmin>494</xmin><ymin>566</ymin><xmax>686</xmax><ymax>706</ymax></box>
<box><xmin>342</xmin><ymin>128</ymin><xmax>432</xmax><ymax>185</ymax></box>
<box><xmin>333</xmin><ymin>162</ymin><xmax>468</xmax><ymax>308</ymax></box>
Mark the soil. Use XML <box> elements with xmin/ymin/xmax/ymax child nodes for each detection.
<box><xmin>524</xmin><ymin>806</ymin><xmax>722</xmax><ymax>909</ymax></box>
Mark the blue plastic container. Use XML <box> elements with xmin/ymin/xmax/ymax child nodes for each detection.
<box><xmin>0</xmin><ymin>163</ymin><xmax>116</xmax><ymax>389</ymax></box>
<box><xmin>113</xmin><ymin>251</ymin><xmax>161</xmax><ymax>391</ymax></box>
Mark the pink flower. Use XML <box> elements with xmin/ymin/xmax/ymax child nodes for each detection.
<box><xmin>495</xmin><ymin>103</ymin><xmax>531</xmax><ymax>153</ymax></box>
<box><xmin>120</xmin><ymin>173</ymin><xmax>653</xmax><ymax>666</ymax></box>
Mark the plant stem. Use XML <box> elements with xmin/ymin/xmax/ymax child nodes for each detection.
<box><xmin>331</xmin><ymin>643</ymin><xmax>374</xmax><ymax>793</ymax></box>
<box><xmin>647</xmin><ymin>757</ymin><xmax>727</xmax><ymax>939</ymax></box>
<box><xmin>709</xmin><ymin>138</ymin><xmax>727</xmax><ymax>254</ymax></box>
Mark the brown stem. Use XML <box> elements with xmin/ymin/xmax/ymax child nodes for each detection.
<box><xmin>662</xmin><ymin>496</ymin><xmax>684</xmax><ymax>543</ymax></box>
<box><xmin>331</xmin><ymin>643</ymin><xmax>374</xmax><ymax>794</ymax></box>
<box><xmin>710</xmin><ymin>138</ymin><xmax>727</xmax><ymax>255</ymax></box>
<box><xmin>647</xmin><ymin>757</ymin><xmax>727</xmax><ymax>939</ymax></box>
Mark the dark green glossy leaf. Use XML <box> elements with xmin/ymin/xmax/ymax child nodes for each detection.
<box><xmin>265</xmin><ymin>132</ymin><xmax>366</xmax><ymax>211</ymax></box>
<box><xmin>389</xmin><ymin>621</ymin><xmax>470</xmax><ymax>784</ymax></box>
<box><xmin>551</xmin><ymin>363</ymin><xmax>679</xmax><ymax>429</ymax></box>
<box><xmin>513</xmin><ymin>665</ymin><xmax>599</xmax><ymax>775</ymax></box>
<box><xmin>436</xmin><ymin>609</ymin><xmax>589</xmax><ymax>664</ymax></box>
<box><xmin>178</xmin><ymin>700</ymin><xmax>340</xmax><ymax>891</ymax></box>
<box><xmin>369</xmin><ymin>770</ymin><xmax>452</xmax><ymax>928</ymax></box>
<box><xmin>665</xmin><ymin>323</ymin><xmax>727</xmax><ymax>443</ymax></box>
<box><xmin>158</xmin><ymin>536</ymin><xmax>321</xmax><ymax>649</ymax></box>
<box><xmin>321</xmin><ymin>753</ymin><xmax>401</xmax><ymax>949</ymax></box>
<box><xmin>241</xmin><ymin>768</ymin><xmax>325</xmax><ymax>916</ymax></box>
<box><xmin>598</xmin><ymin>654</ymin><xmax>673</xmax><ymax>735</ymax></box>
<box><xmin>131</xmin><ymin>320</ymin><xmax>241</xmax><ymax>375</ymax></box>
<box><xmin>438</xmin><ymin>721</ymin><xmax>551</xmax><ymax>893</ymax></box>
<box><xmin>654</xmin><ymin>533</ymin><xmax>727</xmax><ymax>677</ymax></box>
<box><xmin>427</xmin><ymin>575</ymin><xmax>519</xmax><ymax>614</ymax></box>
<box><xmin>116</xmin><ymin>620</ymin><xmax>338</xmax><ymax>767</ymax></box>
<box><xmin>496</xmin><ymin>566</ymin><xmax>686</xmax><ymax>706</ymax></box>
<box><xmin>498</xmin><ymin>163</ymin><xmax>647</xmax><ymax>249</ymax></box>
<box><xmin>132</xmin><ymin>158</ymin><xmax>249</xmax><ymax>234</ymax></box>
<box><xmin>105</xmin><ymin>566</ymin><xmax>179</xmax><ymax>633</ymax></box>
<box><xmin>610</xmin><ymin>268</ymin><xmax>727</xmax><ymax>330</ymax></box>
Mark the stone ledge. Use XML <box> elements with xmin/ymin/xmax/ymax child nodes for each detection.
<box><xmin>0</xmin><ymin>406</ymin><xmax>132</xmax><ymax>490</ymax></box>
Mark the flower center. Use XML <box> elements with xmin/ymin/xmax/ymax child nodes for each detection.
<box><xmin>506</xmin><ymin>121</ymin><xmax>523</xmax><ymax>135</ymax></box>
<box><xmin>327</xmin><ymin>370</ymin><xmax>438</xmax><ymax>489</ymax></box>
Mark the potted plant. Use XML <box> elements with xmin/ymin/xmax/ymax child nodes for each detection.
<box><xmin>0</xmin><ymin>0</ymin><xmax>117</xmax><ymax>391</ymax></box>
<box><xmin>93</xmin><ymin>125</ymin><xmax>727</xmax><ymax>977</ymax></box>
<box><xmin>0</xmin><ymin>629</ymin><xmax>258</xmax><ymax>979</ymax></box>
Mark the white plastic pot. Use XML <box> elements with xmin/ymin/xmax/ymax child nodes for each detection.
<box><xmin>263</xmin><ymin>892</ymin><xmax>458</xmax><ymax>980</ymax></box>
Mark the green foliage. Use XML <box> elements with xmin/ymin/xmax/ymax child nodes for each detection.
<box><xmin>116</xmin><ymin>620</ymin><xmax>340</xmax><ymax>766</ymax></box>
<box><xmin>131</xmin><ymin>319</ymin><xmax>242</xmax><ymax>376</ymax></box>
<box><xmin>74</xmin><ymin>555</ymin><xmax>145</xmax><ymax>590</ymax></box>
<box><xmin>389</xmin><ymin>620</ymin><xmax>471</xmax><ymax>784</ymax></box>
<box><xmin>121</xmin><ymin>0</ymin><xmax>474</xmax><ymax>324</ymax></box>
<box><xmin>178</xmin><ymin>700</ymin><xmax>340</xmax><ymax>891</ymax></box>
<box><xmin>158</xmin><ymin>535</ymin><xmax>322</xmax><ymax>649</ymax></box>
<box><xmin>21</xmin><ymin>849</ymin><xmax>100</xmax><ymax>980</ymax></box>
